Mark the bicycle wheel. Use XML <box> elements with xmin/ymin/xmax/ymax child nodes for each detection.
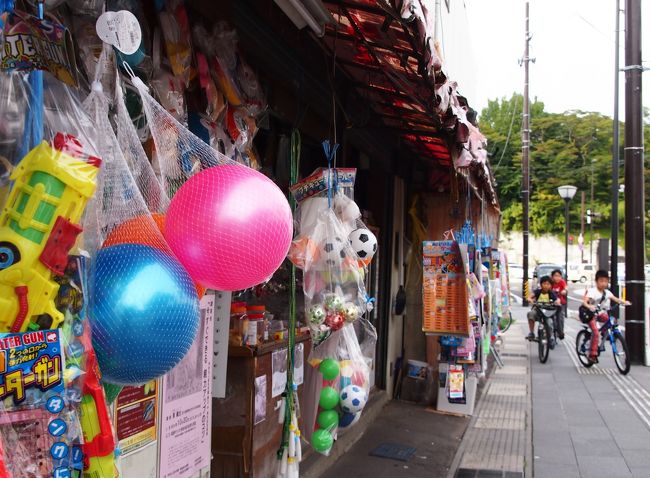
<box><xmin>612</xmin><ymin>332</ymin><xmax>631</xmax><ymax>375</ymax></box>
<box><xmin>575</xmin><ymin>329</ymin><xmax>594</xmax><ymax>368</ymax></box>
<box><xmin>538</xmin><ymin>321</ymin><xmax>550</xmax><ymax>364</ymax></box>
<box><xmin>500</xmin><ymin>311</ymin><xmax>514</xmax><ymax>333</ymax></box>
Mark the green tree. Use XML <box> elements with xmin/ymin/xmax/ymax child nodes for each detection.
<box><xmin>480</xmin><ymin>94</ymin><xmax>650</xmax><ymax>243</ymax></box>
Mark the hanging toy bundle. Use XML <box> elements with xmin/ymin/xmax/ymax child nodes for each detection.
<box><xmin>81</xmin><ymin>44</ymin><xmax>202</xmax><ymax>390</ymax></box>
<box><xmin>0</xmin><ymin>6</ymin><xmax>119</xmax><ymax>476</ymax></box>
<box><xmin>288</xmin><ymin>155</ymin><xmax>377</xmax><ymax>344</ymax></box>
<box><xmin>289</xmin><ymin>143</ymin><xmax>378</xmax><ymax>456</ymax></box>
<box><xmin>303</xmin><ymin>320</ymin><xmax>376</xmax><ymax>456</ymax></box>
<box><xmin>128</xmin><ymin>68</ymin><xmax>292</xmax><ymax>293</ymax></box>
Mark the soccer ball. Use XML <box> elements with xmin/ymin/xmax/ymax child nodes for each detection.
<box><xmin>338</xmin><ymin>411</ymin><xmax>361</xmax><ymax>430</ymax></box>
<box><xmin>339</xmin><ymin>385</ymin><xmax>367</xmax><ymax>414</ymax></box>
<box><xmin>307</xmin><ymin>304</ymin><xmax>326</xmax><ymax>325</ymax></box>
<box><xmin>341</xmin><ymin>302</ymin><xmax>361</xmax><ymax>322</ymax></box>
<box><xmin>321</xmin><ymin>237</ymin><xmax>347</xmax><ymax>267</ymax></box>
<box><xmin>349</xmin><ymin>228</ymin><xmax>377</xmax><ymax>262</ymax></box>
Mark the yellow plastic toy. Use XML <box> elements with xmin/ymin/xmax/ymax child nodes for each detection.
<box><xmin>0</xmin><ymin>135</ymin><xmax>99</xmax><ymax>333</ymax></box>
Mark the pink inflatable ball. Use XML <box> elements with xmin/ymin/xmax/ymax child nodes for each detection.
<box><xmin>165</xmin><ymin>164</ymin><xmax>293</xmax><ymax>291</ymax></box>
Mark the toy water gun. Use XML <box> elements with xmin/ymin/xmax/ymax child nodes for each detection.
<box><xmin>79</xmin><ymin>338</ymin><xmax>118</xmax><ymax>478</ymax></box>
<box><xmin>0</xmin><ymin>133</ymin><xmax>99</xmax><ymax>333</ymax></box>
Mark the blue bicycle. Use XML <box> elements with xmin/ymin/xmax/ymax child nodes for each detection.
<box><xmin>575</xmin><ymin>304</ymin><xmax>630</xmax><ymax>375</ymax></box>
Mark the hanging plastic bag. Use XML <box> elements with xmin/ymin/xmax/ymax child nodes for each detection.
<box><xmin>0</xmin><ymin>13</ymin><xmax>115</xmax><ymax>472</ymax></box>
<box><xmin>303</xmin><ymin>321</ymin><xmax>375</xmax><ymax>455</ymax></box>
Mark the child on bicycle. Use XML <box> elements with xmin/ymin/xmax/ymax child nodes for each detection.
<box><xmin>551</xmin><ymin>269</ymin><xmax>567</xmax><ymax>340</ymax></box>
<box><xmin>527</xmin><ymin>275</ymin><xmax>561</xmax><ymax>341</ymax></box>
<box><xmin>581</xmin><ymin>270</ymin><xmax>630</xmax><ymax>363</ymax></box>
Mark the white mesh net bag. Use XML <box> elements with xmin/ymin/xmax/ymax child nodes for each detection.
<box><xmin>128</xmin><ymin>70</ymin><xmax>293</xmax><ymax>292</ymax></box>
<box><xmin>82</xmin><ymin>54</ymin><xmax>200</xmax><ymax>385</ymax></box>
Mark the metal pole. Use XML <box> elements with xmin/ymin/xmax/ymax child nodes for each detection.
<box><xmin>564</xmin><ymin>198</ymin><xmax>570</xmax><ymax>279</ymax></box>
<box><xmin>522</xmin><ymin>1</ymin><xmax>531</xmax><ymax>306</ymax></box>
<box><xmin>581</xmin><ymin>191</ymin><xmax>585</xmax><ymax>263</ymax></box>
<box><xmin>624</xmin><ymin>0</ymin><xmax>644</xmax><ymax>363</ymax></box>
<box><xmin>590</xmin><ymin>160</ymin><xmax>595</xmax><ymax>263</ymax></box>
<box><xmin>611</xmin><ymin>0</ymin><xmax>621</xmax><ymax>316</ymax></box>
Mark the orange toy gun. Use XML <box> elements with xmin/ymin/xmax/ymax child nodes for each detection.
<box><xmin>0</xmin><ymin>134</ymin><xmax>99</xmax><ymax>333</ymax></box>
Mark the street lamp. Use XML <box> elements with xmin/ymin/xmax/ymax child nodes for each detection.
<box><xmin>558</xmin><ymin>185</ymin><xmax>578</xmax><ymax>281</ymax></box>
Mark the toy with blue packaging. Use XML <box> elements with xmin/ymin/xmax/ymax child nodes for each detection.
<box><xmin>0</xmin><ymin>6</ymin><xmax>118</xmax><ymax>477</ymax></box>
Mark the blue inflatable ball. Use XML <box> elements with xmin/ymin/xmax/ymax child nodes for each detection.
<box><xmin>90</xmin><ymin>244</ymin><xmax>200</xmax><ymax>385</ymax></box>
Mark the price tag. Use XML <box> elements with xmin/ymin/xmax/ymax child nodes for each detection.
<box><xmin>96</xmin><ymin>10</ymin><xmax>142</xmax><ymax>55</ymax></box>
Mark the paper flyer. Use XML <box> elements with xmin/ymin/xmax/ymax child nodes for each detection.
<box><xmin>272</xmin><ymin>348</ymin><xmax>288</xmax><ymax>398</ymax></box>
<box><xmin>114</xmin><ymin>382</ymin><xmax>158</xmax><ymax>456</ymax></box>
<box><xmin>158</xmin><ymin>292</ymin><xmax>215</xmax><ymax>478</ymax></box>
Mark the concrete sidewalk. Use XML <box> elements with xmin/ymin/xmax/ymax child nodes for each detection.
<box><xmin>447</xmin><ymin>305</ymin><xmax>532</xmax><ymax>478</ymax></box>
<box><xmin>532</xmin><ymin>312</ymin><xmax>650</xmax><ymax>478</ymax></box>
<box><xmin>314</xmin><ymin>400</ymin><xmax>470</xmax><ymax>478</ymax></box>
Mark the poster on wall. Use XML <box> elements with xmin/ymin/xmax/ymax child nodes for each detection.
<box><xmin>158</xmin><ymin>292</ymin><xmax>215</xmax><ymax>478</ymax></box>
<box><xmin>254</xmin><ymin>375</ymin><xmax>267</xmax><ymax>425</ymax></box>
<box><xmin>114</xmin><ymin>382</ymin><xmax>159</xmax><ymax>456</ymax></box>
<box><xmin>294</xmin><ymin>342</ymin><xmax>304</xmax><ymax>386</ymax></box>
<box><xmin>271</xmin><ymin>347</ymin><xmax>288</xmax><ymax>398</ymax></box>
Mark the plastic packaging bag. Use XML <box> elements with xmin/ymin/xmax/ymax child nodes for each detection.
<box><xmin>301</xmin><ymin>208</ymin><xmax>368</xmax><ymax>344</ymax></box>
<box><xmin>303</xmin><ymin>321</ymin><xmax>375</xmax><ymax>455</ymax></box>
<box><xmin>0</xmin><ymin>50</ymin><xmax>115</xmax><ymax>476</ymax></box>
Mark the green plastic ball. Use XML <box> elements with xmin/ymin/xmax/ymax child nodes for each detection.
<box><xmin>311</xmin><ymin>429</ymin><xmax>334</xmax><ymax>453</ymax></box>
<box><xmin>319</xmin><ymin>386</ymin><xmax>340</xmax><ymax>410</ymax></box>
<box><xmin>319</xmin><ymin>358</ymin><xmax>340</xmax><ymax>381</ymax></box>
<box><xmin>317</xmin><ymin>410</ymin><xmax>339</xmax><ymax>430</ymax></box>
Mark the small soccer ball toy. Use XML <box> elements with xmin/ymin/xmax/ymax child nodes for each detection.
<box><xmin>340</xmin><ymin>384</ymin><xmax>367</xmax><ymax>414</ymax></box>
<box><xmin>342</xmin><ymin>302</ymin><xmax>361</xmax><ymax>322</ymax></box>
<box><xmin>323</xmin><ymin>294</ymin><xmax>344</xmax><ymax>312</ymax></box>
<box><xmin>307</xmin><ymin>304</ymin><xmax>326</xmax><ymax>325</ymax></box>
<box><xmin>349</xmin><ymin>228</ymin><xmax>377</xmax><ymax>262</ymax></box>
<box><xmin>321</xmin><ymin>236</ymin><xmax>347</xmax><ymax>267</ymax></box>
<box><xmin>326</xmin><ymin>313</ymin><xmax>345</xmax><ymax>331</ymax></box>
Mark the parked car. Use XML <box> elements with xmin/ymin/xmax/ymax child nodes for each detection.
<box><xmin>533</xmin><ymin>263</ymin><xmax>565</xmax><ymax>286</ymax></box>
<box><xmin>567</xmin><ymin>263</ymin><xmax>595</xmax><ymax>283</ymax></box>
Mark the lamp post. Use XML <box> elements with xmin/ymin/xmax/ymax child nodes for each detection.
<box><xmin>558</xmin><ymin>185</ymin><xmax>578</xmax><ymax>280</ymax></box>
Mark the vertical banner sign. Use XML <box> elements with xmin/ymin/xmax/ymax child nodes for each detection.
<box><xmin>211</xmin><ymin>291</ymin><xmax>231</xmax><ymax>398</ymax></box>
<box><xmin>158</xmin><ymin>292</ymin><xmax>215</xmax><ymax>478</ymax></box>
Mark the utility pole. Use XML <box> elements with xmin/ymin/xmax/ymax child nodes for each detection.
<box><xmin>611</xmin><ymin>0</ymin><xmax>621</xmax><ymax>314</ymax></box>
<box><xmin>590</xmin><ymin>159</ymin><xmax>595</xmax><ymax>263</ymax></box>
<box><xmin>624</xmin><ymin>0</ymin><xmax>644</xmax><ymax>363</ymax></box>
<box><xmin>580</xmin><ymin>191</ymin><xmax>585</xmax><ymax>263</ymax></box>
<box><xmin>522</xmin><ymin>1</ymin><xmax>531</xmax><ymax>306</ymax></box>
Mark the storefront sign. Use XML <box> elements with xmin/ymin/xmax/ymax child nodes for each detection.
<box><xmin>158</xmin><ymin>292</ymin><xmax>215</xmax><ymax>478</ymax></box>
<box><xmin>114</xmin><ymin>382</ymin><xmax>158</xmax><ymax>456</ymax></box>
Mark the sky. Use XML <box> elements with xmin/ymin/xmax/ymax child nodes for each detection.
<box><xmin>464</xmin><ymin>0</ymin><xmax>650</xmax><ymax>117</ymax></box>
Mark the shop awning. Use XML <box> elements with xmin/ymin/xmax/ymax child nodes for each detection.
<box><xmin>317</xmin><ymin>0</ymin><xmax>498</xmax><ymax>207</ymax></box>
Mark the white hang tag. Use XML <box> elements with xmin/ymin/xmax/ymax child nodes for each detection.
<box><xmin>96</xmin><ymin>10</ymin><xmax>142</xmax><ymax>55</ymax></box>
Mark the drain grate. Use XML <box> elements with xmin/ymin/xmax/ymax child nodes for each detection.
<box><xmin>455</xmin><ymin>469</ymin><xmax>524</xmax><ymax>478</ymax></box>
<box><xmin>369</xmin><ymin>443</ymin><xmax>416</xmax><ymax>462</ymax></box>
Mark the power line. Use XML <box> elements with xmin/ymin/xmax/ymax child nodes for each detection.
<box><xmin>494</xmin><ymin>96</ymin><xmax>520</xmax><ymax>170</ymax></box>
